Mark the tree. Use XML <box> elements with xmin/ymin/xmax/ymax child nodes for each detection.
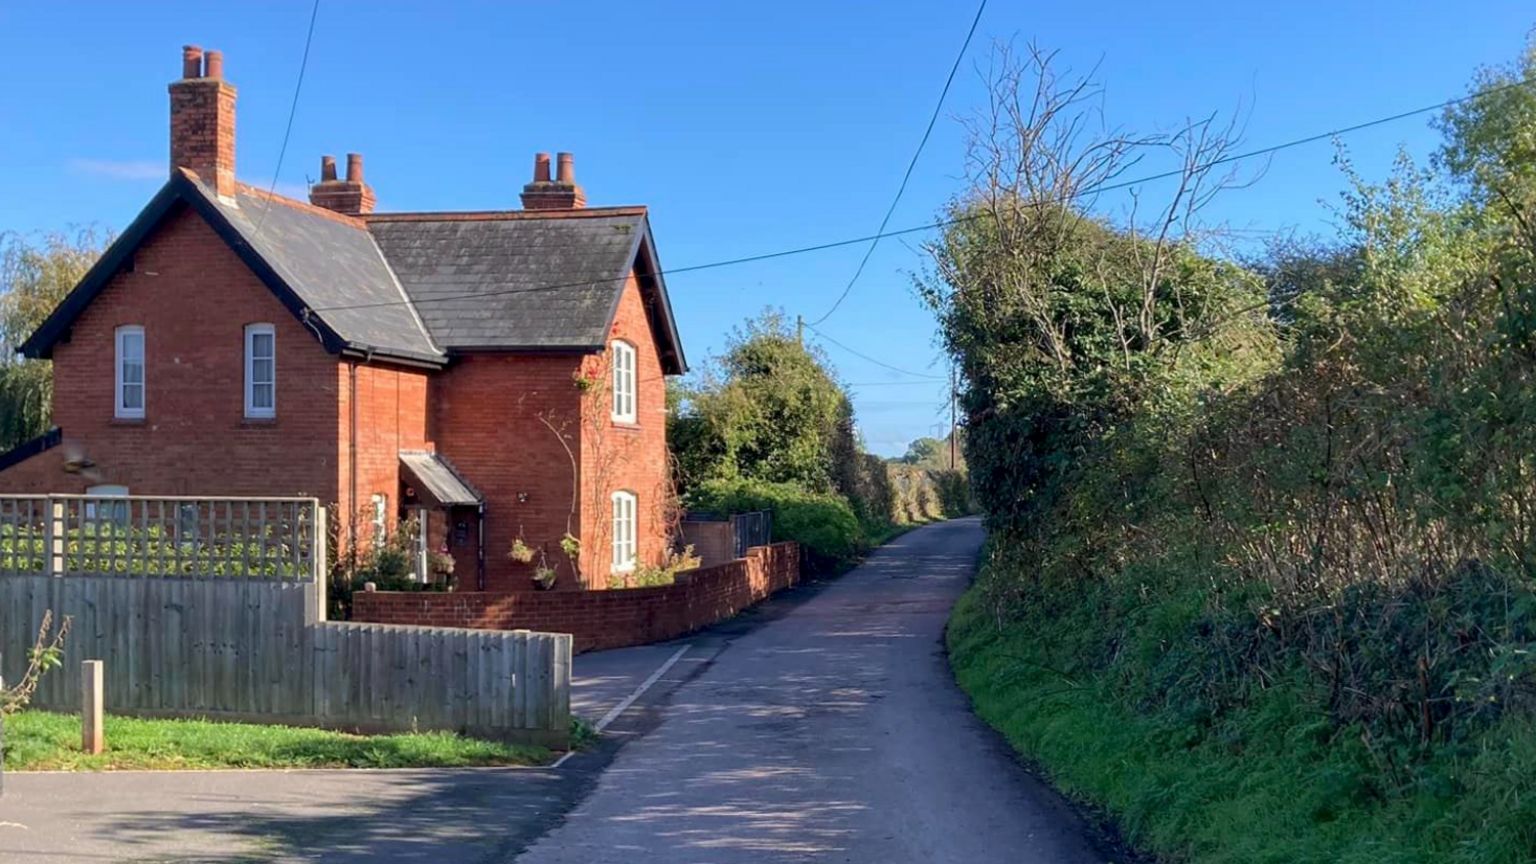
<box><xmin>917</xmin><ymin>43</ymin><xmax>1271</xmax><ymax>541</ymax></box>
<box><xmin>668</xmin><ymin>310</ymin><xmax>857</xmax><ymax>496</ymax></box>
<box><xmin>898</xmin><ymin>437</ymin><xmax>943</xmax><ymax>466</ymax></box>
<box><xmin>0</xmin><ymin>229</ymin><xmax>107</xmax><ymax>450</ymax></box>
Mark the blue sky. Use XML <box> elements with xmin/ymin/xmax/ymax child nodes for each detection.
<box><xmin>0</xmin><ymin>1</ymin><xmax>1531</xmax><ymax>455</ymax></box>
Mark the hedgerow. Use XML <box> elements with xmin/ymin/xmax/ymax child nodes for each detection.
<box><xmin>926</xmin><ymin>39</ymin><xmax>1536</xmax><ymax>864</ymax></box>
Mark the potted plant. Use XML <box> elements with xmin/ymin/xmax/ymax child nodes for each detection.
<box><xmin>509</xmin><ymin>537</ymin><xmax>535</xmax><ymax>564</ymax></box>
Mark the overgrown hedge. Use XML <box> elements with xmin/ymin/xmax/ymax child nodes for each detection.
<box><xmin>924</xmin><ymin>40</ymin><xmax>1536</xmax><ymax>864</ymax></box>
<box><xmin>687</xmin><ymin>478</ymin><xmax>863</xmax><ymax>572</ymax></box>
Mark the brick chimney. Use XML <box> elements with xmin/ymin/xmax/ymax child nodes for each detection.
<box><xmin>520</xmin><ymin>152</ymin><xmax>586</xmax><ymax>210</ymax></box>
<box><xmin>309</xmin><ymin>153</ymin><xmax>377</xmax><ymax>215</ymax></box>
<box><xmin>168</xmin><ymin>45</ymin><xmax>237</xmax><ymax>199</ymax></box>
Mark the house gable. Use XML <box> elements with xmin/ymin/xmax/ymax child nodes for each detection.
<box><xmin>38</xmin><ymin>204</ymin><xmax>346</xmax><ymax>500</ymax></box>
<box><xmin>22</xmin><ymin>171</ymin><xmax>443</xmax><ymax>368</ymax></box>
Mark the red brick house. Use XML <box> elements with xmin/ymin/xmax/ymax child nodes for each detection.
<box><xmin>0</xmin><ymin>45</ymin><xmax>687</xmax><ymax>592</ymax></box>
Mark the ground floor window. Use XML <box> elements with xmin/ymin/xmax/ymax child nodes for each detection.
<box><xmin>371</xmin><ymin>493</ymin><xmax>389</xmax><ymax>547</ymax></box>
<box><xmin>611</xmin><ymin>491</ymin><xmax>637</xmax><ymax>572</ymax></box>
<box><xmin>84</xmin><ymin>484</ymin><xmax>129</xmax><ymax>524</ymax></box>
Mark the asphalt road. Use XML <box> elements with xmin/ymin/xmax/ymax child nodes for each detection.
<box><xmin>0</xmin><ymin>517</ymin><xmax>1114</xmax><ymax>863</ymax></box>
<box><xmin>517</xmin><ymin>517</ymin><xmax>1111</xmax><ymax>863</ymax></box>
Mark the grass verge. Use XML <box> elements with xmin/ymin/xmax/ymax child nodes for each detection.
<box><xmin>947</xmin><ymin>585</ymin><xmax>1536</xmax><ymax>864</ymax></box>
<box><xmin>2</xmin><ymin>710</ymin><xmax>549</xmax><ymax>771</ymax></box>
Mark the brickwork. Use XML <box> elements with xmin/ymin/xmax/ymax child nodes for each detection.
<box><xmin>168</xmin><ymin>46</ymin><xmax>236</xmax><ymax>198</ymax></box>
<box><xmin>352</xmin><ymin>542</ymin><xmax>800</xmax><ymax>652</ymax></box>
<box><xmin>576</xmin><ymin>273</ymin><xmax>672</xmax><ymax>587</ymax></box>
<box><xmin>429</xmin><ymin>352</ymin><xmax>586</xmax><ymax>591</ymax></box>
<box><xmin>0</xmin><ymin>44</ymin><xmax>679</xmax><ymax>603</ymax></box>
<box><xmin>0</xmin><ymin>208</ymin><xmax>343</xmax><ymax>500</ymax></box>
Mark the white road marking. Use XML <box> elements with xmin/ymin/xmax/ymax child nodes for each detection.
<box><xmin>554</xmin><ymin>644</ymin><xmax>692</xmax><ymax>769</ymax></box>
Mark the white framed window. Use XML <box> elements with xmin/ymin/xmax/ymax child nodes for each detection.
<box><xmin>611</xmin><ymin>490</ymin><xmax>637</xmax><ymax>572</ymax></box>
<box><xmin>611</xmin><ymin>340</ymin><xmax>636</xmax><ymax>423</ymax></box>
<box><xmin>114</xmin><ymin>325</ymin><xmax>145</xmax><ymax>419</ymax></box>
<box><xmin>244</xmin><ymin>323</ymin><xmax>276</xmax><ymax>419</ymax></box>
<box><xmin>84</xmin><ymin>484</ymin><xmax>129</xmax><ymax>525</ymax></box>
<box><xmin>371</xmin><ymin>493</ymin><xmax>389</xmax><ymax>548</ymax></box>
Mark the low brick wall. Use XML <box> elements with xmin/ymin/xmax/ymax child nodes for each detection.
<box><xmin>352</xmin><ymin>542</ymin><xmax>801</xmax><ymax>653</ymax></box>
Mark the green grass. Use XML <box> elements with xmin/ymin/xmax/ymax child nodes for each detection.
<box><xmin>947</xmin><ymin>586</ymin><xmax>1536</xmax><ymax>864</ymax></box>
<box><xmin>1</xmin><ymin>710</ymin><xmax>549</xmax><ymax>771</ymax></box>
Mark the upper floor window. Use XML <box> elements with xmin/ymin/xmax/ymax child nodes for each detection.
<box><xmin>244</xmin><ymin>323</ymin><xmax>276</xmax><ymax>419</ymax></box>
<box><xmin>114</xmin><ymin>325</ymin><xmax>145</xmax><ymax>419</ymax></box>
<box><xmin>611</xmin><ymin>490</ymin><xmax>637</xmax><ymax>572</ymax></box>
<box><xmin>611</xmin><ymin>340</ymin><xmax>636</xmax><ymax>423</ymax></box>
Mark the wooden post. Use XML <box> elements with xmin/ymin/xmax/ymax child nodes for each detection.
<box><xmin>305</xmin><ymin>505</ymin><xmax>329</xmax><ymax>624</ymax></box>
<box><xmin>46</xmin><ymin>498</ymin><xmax>65</xmax><ymax>577</ymax></box>
<box><xmin>81</xmin><ymin>659</ymin><xmax>104</xmax><ymax>755</ymax></box>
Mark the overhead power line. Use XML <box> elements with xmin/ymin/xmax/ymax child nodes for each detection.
<box><xmin>804</xmin><ymin>322</ymin><xmax>946</xmax><ymax>380</ymax></box>
<box><xmin>806</xmin><ymin>0</ymin><xmax>987</xmax><ymax>328</ymax></box>
<box><xmin>306</xmin><ymin>71</ymin><xmax>1536</xmax><ymax>317</ymax></box>
<box><xmin>254</xmin><ymin>0</ymin><xmax>321</xmax><ymax>238</ymax></box>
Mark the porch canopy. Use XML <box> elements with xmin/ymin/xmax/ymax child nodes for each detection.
<box><xmin>399</xmin><ymin>451</ymin><xmax>481</xmax><ymax>508</ymax></box>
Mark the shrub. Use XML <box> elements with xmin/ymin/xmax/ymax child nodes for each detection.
<box><xmin>687</xmin><ymin>477</ymin><xmax>862</xmax><ymax>571</ymax></box>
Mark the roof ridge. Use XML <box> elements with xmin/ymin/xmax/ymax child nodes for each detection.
<box><xmin>364</xmin><ymin>205</ymin><xmax>647</xmax><ymax>223</ymax></box>
<box><xmin>362</xmin><ymin>229</ymin><xmax>442</xmax><ymax>357</ymax></box>
<box><xmin>229</xmin><ymin>177</ymin><xmax>370</xmax><ymax>229</ymax></box>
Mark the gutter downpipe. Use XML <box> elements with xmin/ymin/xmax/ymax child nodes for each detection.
<box><xmin>477</xmin><ymin>503</ymin><xmax>486</xmax><ymax>590</ymax></box>
<box><xmin>348</xmin><ymin>359</ymin><xmax>359</xmax><ymax>549</ymax></box>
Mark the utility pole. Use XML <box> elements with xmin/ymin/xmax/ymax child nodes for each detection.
<box><xmin>796</xmin><ymin>314</ymin><xmax>804</xmax><ymax>347</ymax></box>
<box><xmin>949</xmin><ymin>363</ymin><xmax>957</xmax><ymax>470</ymax></box>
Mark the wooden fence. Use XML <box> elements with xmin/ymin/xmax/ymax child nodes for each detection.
<box><xmin>0</xmin><ymin>496</ymin><xmax>570</xmax><ymax>747</ymax></box>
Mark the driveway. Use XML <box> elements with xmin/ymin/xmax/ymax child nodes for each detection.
<box><xmin>0</xmin><ymin>518</ymin><xmax>1114</xmax><ymax>863</ymax></box>
<box><xmin>516</xmin><ymin>517</ymin><xmax>1111</xmax><ymax>863</ymax></box>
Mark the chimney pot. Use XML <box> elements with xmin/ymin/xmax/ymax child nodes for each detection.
<box><xmin>310</xmin><ymin>152</ymin><xmax>376</xmax><ymax>215</ymax></box>
<box><xmin>533</xmin><ymin>152</ymin><xmax>552</xmax><ymax>183</ymax></box>
<box><xmin>170</xmin><ymin>44</ymin><xmax>236</xmax><ymax>198</ymax></box>
<box><xmin>181</xmin><ymin>45</ymin><xmax>203</xmax><ymax>79</ymax></box>
<box><xmin>556</xmin><ymin>152</ymin><xmax>575</xmax><ymax>183</ymax></box>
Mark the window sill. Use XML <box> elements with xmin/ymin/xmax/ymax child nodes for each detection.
<box><xmin>610</xmin><ymin>421</ymin><xmax>642</xmax><ymax>432</ymax></box>
<box><xmin>109</xmin><ymin>417</ymin><xmax>146</xmax><ymax>426</ymax></box>
<box><xmin>240</xmin><ymin>417</ymin><xmax>278</xmax><ymax>428</ymax></box>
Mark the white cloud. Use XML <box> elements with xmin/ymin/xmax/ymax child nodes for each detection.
<box><xmin>67</xmin><ymin>158</ymin><xmax>164</xmax><ymax>181</ymax></box>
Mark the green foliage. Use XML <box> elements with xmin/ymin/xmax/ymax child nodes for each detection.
<box><xmin>612</xmin><ymin>545</ymin><xmax>702</xmax><ymax>589</ymax></box>
<box><xmin>3</xmin><ymin>710</ymin><xmax>547</xmax><ymax>770</ymax></box>
<box><xmin>328</xmin><ymin>515</ymin><xmax>444</xmax><ymax>620</ymax></box>
<box><xmin>1</xmin><ymin>610</ymin><xmax>71</xmax><ymax>717</ymax></box>
<box><xmin>0</xmin><ymin>522</ymin><xmax>308</xmax><ymax>579</ymax></box>
<box><xmin>929</xmin><ymin>37</ymin><xmax>1536</xmax><ymax>864</ymax></box>
<box><xmin>669</xmin><ymin>311</ymin><xmax>971</xmax><ymax>549</ymax></box>
<box><xmin>949</xmin><ymin>580</ymin><xmax>1536</xmax><ymax>864</ymax></box>
<box><xmin>0</xmin><ymin>228</ymin><xmax>108</xmax><ymax>450</ymax></box>
<box><xmin>687</xmin><ymin>477</ymin><xmax>863</xmax><ymax>571</ymax></box>
<box><xmin>669</xmin><ymin>310</ymin><xmax>858</xmax><ymax>496</ymax></box>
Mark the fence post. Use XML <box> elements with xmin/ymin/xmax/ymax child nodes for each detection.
<box><xmin>45</xmin><ymin>497</ymin><xmax>65</xmax><ymax>577</ymax></box>
<box><xmin>306</xmin><ymin>505</ymin><xmax>328</xmax><ymax>624</ymax></box>
<box><xmin>81</xmin><ymin>659</ymin><xmax>104</xmax><ymax>755</ymax></box>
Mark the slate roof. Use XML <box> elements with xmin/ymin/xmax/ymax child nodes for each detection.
<box><xmin>368</xmin><ymin>210</ymin><xmax>644</xmax><ymax>351</ymax></box>
<box><xmin>21</xmin><ymin>171</ymin><xmax>687</xmax><ymax>375</ymax></box>
<box><xmin>399</xmin><ymin>451</ymin><xmax>482</xmax><ymax>506</ymax></box>
<box><xmin>203</xmin><ymin>181</ymin><xmax>441</xmax><ymax>363</ymax></box>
